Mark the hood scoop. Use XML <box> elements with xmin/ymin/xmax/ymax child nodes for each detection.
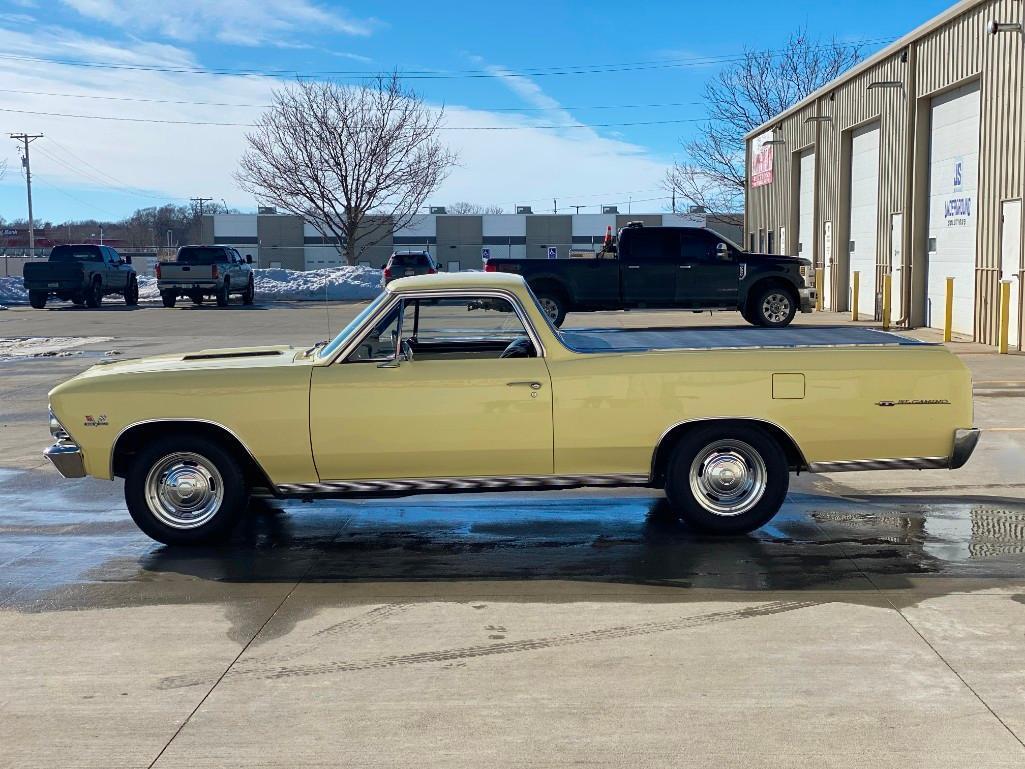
<box><xmin>182</xmin><ymin>349</ymin><xmax>285</xmax><ymax>362</ymax></box>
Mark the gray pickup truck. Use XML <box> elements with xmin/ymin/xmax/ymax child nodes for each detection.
<box><xmin>23</xmin><ymin>244</ymin><xmax>138</xmax><ymax>309</ymax></box>
<box><xmin>157</xmin><ymin>245</ymin><xmax>255</xmax><ymax>308</ymax></box>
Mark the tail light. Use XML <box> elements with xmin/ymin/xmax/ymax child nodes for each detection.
<box><xmin>383</xmin><ymin>266</ymin><xmax>391</xmax><ymax>280</ymax></box>
<box><xmin>484</xmin><ymin>262</ymin><xmax>496</xmax><ymax>272</ymax></box>
<box><xmin>212</xmin><ymin>265</ymin><xmax>219</xmax><ymax>279</ymax></box>
<box><xmin>428</xmin><ymin>267</ymin><xmax>437</xmax><ymax>274</ymax></box>
<box><xmin>154</xmin><ymin>262</ymin><xmax>161</xmax><ymax>278</ymax></box>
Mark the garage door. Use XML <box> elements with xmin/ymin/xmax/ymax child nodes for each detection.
<box><xmin>848</xmin><ymin>122</ymin><xmax>880</xmax><ymax>319</ymax></box>
<box><xmin>926</xmin><ymin>81</ymin><xmax>980</xmax><ymax>336</ymax></box>
<box><xmin>1001</xmin><ymin>199</ymin><xmax>1022</xmax><ymax>350</ymax></box>
<box><xmin>797</xmin><ymin>150</ymin><xmax>815</xmax><ymax>261</ymax></box>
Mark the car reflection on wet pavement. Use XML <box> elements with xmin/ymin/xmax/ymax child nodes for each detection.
<box><xmin>4</xmin><ymin>466</ymin><xmax>1025</xmax><ymax>611</ymax></box>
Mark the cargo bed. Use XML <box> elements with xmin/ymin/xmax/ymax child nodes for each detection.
<box><xmin>558</xmin><ymin>326</ymin><xmax>929</xmax><ymax>352</ymax></box>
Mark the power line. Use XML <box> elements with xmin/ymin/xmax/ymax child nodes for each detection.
<box><xmin>44</xmin><ymin>136</ymin><xmax>185</xmax><ymax>202</ymax></box>
<box><xmin>0</xmin><ymin>36</ymin><xmax>897</xmax><ymax>80</ymax></box>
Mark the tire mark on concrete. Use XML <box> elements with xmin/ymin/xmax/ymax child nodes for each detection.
<box><xmin>158</xmin><ymin>600</ymin><xmax>814</xmax><ymax>689</ymax></box>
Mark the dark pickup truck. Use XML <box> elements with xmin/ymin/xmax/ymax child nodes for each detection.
<box><xmin>23</xmin><ymin>244</ymin><xmax>139</xmax><ymax>309</ymax></box>
<box><xmin>484</xmin><ymin>224</ymin><xmax>815</xmax><ymax>327</ymax></box>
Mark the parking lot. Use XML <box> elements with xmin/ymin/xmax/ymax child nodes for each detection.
<box><xmin>3</xmin><ymin>300</ymin><xmax>1025</xmax><ymax>768</ymax></box>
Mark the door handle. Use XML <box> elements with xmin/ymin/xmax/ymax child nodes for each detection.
<box><xmin>507</xmin><ymin>381</ymin><xmax>542</xmax><ymax>390</ymax></box>
<box><xmin>626</xmin><ymin>265</ymin><xmax>641</xmax><ymax>269</ymax></box>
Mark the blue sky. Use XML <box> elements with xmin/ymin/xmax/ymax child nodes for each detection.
<box><xmin>0</xmin><ymin>0</ymin><xmax>953</xmax><ymax>222</ymax></box>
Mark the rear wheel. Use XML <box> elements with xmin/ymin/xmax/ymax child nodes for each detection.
<box><xmin>533</xmin><ymin>290</ymin><xmax>566</xmax><ymax>327</ymax></box>
<box><xmin>124</xmin><ymin>277</ymin><xmax>139</xmax><ymax>306</ymax></box>
<box><xmin>85</xmin><ymin>279</ymin><xmax>102</xmax><ymax>308</ymax></box>
<box><xmin>160</xmin><ymin>290</ymin><xmax>177</xmax><ymax>308</ymax></box>
<box><xmin>663</xmin><ymin>424</ymin><xmax>789</xmax><ymax>535</ymax></box>
<box><xmin>124</xmin><ymin>434</ymin><xmax>247</xmax><ymax>545</ymax></box>
<box><xmin>216</xmin><ymin>280</ymin><xmax>229</xmax><ymax>307</ymax></box>
<box><xmin>28</xmin><ymin>290</ymin><xmax>47</xmax><ymax>309</ymax></box>
<box><xmin>750</xmin><ymin>286</ymin><xmax>797</xmax><ymax>327</ymax></box>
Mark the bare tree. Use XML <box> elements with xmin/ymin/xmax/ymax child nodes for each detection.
<box><xmin>236</xmin><ymin>74</ymin><xmax>457</xmax><ymax>265</ymax></box>
<box><xmin>666</xmin><ymin>29</ymin><xmax>862</xmax><ymax>216</ymax></box>
<box><xmin>447</xmin><ymin>201</ymin><xmax>505</xmax><ymax>215</ymax></box>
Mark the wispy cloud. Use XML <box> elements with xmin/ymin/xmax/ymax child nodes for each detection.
<box><xmin>59</xmin><ymin>0</ymin><xmax>379</xmax><ymax>47</ymax></box>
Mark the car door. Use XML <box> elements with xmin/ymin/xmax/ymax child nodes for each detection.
<box><xmin>675</xmin><ymin>230</ymin><xmax>740</xmax><ymax>307</ymax></box>
<box><xmin>103</xmin><ymin>247</ymin><xmax>128</xmax><ymax>290</ymax></box>
<box><xmin>619</xmin><ymin>229</ymin><xmax>677</xmax><ymax>306</ymax></box>
<box><xmin>309</xmin><ymin>294</ymin><xmax>554</xmax><ymax>481</ymax></box>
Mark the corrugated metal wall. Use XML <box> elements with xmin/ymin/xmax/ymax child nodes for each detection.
<box><xmin>746</xmin><ymin>0</ymin><xmax>1023</xmax><ymax>345</ymax></box>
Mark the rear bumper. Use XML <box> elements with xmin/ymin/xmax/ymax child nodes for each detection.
<box><xmin>949</xmin><ymin>428</ymin><xmax>980</xmax><ymax>470</ymax></box>
<box><xmin>44</xmin><ymin>440</ymin><xmax>86</xmax><ymax>479</ymax></box>
<box><xmin>159</xmin><ymin>281</ymin><xmax>219</xmax><ymax>291</ymax></box>
<box><xmin>799</xmin><ymin>287</ymin><xmax>816</xmax><ymax>313</ymax></box>
<box><xmin>23</xmin><ymin>280</ymin><xmax>81</xmax><ymax>292</ymax></box>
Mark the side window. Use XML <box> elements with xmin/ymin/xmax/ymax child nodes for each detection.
<box><xmin>624</xmin><ymin>230</ymin><xmax>677</xmax><ymax>263</ymax></box>
<box><xmin>404</xmin><ymin>297</ymin><xmax>528</xmax><ymax>347</ymax></box>
<box><xmin>346</xmin><ymin>303</ymin><xmax>401</xmax><ymax>362</ymax></box>
<box><xmin>680</xmin><ymin>230</ymin><xmax>720</xmax><ymax>262</ymax></box>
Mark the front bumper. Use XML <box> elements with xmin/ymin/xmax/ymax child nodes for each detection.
<box><xmin>949</xmin><ymin>428</ymin><xmax>980</xmax><ymax>469</ymax></box>
<box><xmin>799</xmin><ymin>287</ymin><xmax>816</xmax><ymax>313</ymax></box>
<box><xmin>44</xmin><ymin>440</ymin><xmax>86</xmax><ymax>478</ymax></box>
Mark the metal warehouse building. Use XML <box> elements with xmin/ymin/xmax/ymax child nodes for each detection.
<box><xmin>745</xmin><ymin>0</ymin><xmax>1023</xmax><ymax>348</ymax></box>
<box><xmin>201</xmin><ymin>209</ymin><xmax>741</xmax><ymax>272</ymax></box>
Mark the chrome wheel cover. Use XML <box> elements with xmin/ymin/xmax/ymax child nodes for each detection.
<box><xmin>761</xmin><ymin>293</ymin><xmax>791</xmax><ymax>324</ymax></box>
<box><xmin>538</xmin><ymin>296</ymin><xmax>560</xmax><ymax>321</ymax></box>
<box><xmin>688</xmin><ymin>439</ymin><xmax>767</xmax><ymax>517</ymax></box>
<box><xmin>144</xmin><ymin>452</ymin><xmax>224</xmax><ymax>529</ymax></box>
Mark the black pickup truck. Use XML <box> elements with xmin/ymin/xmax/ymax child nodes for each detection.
<box><xmin>23</xmin><ymin>244</ymin><xmax>139</xmax><ymax>309</ymax></box>
<box><xmin>484</xmin><ymin>224</ymin><xmax>815</xmax><ymax>327</ymax></box>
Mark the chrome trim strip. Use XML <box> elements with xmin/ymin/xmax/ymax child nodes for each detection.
<box><xmin>44</xmin><ymin>440</ymin><xmax>86</xmax><ymax>478</ymax></box>
<box><xmin>649</xmin><ymin>416</ymin><xmax>810</xmax><ymax>480</ymax></box>
<box><xmin>807</xmin><ymin>457</ymin><xmax>948</xmax><ymax>473</ymax></box>
<box><xmin>322</xmin><ymin>287</ymin><xmax>547</xmax><ymax>365</ymax></box>
<box><xmin>275</xmin><ymin>473</ymin><xmax>649</xmax><ymax>496</ymax></box>
<box><xmin>109</xmin><ymin>418</ymin><xmax>273</xmax><ymax>482</ymax></box>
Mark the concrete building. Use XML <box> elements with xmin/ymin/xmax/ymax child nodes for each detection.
<box><xmin>201</xmin><ymin>209</ymin><xmax>742</xmax><ymax>273</ymax></box>
<box><xmin>745</xmin><ymin>0</ymin><xmax>1023</xmax><ymax>348</ymax></box>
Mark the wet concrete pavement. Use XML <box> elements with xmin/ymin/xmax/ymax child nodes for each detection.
<box><xmin>3</xmin><ymin>466</ymin><xmax>1025</xmax><ymax>767</ymax></box>
<box><xmin>3</xmin><ymin>302</ymin><xmax>1025</xmax><ymax>766</ymax></box>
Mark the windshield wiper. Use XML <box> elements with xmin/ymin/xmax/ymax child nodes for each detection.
<box><xmin>303</xmin><ymin>340</ymin><xmax>329</xmax><ymax>358</ymax></box>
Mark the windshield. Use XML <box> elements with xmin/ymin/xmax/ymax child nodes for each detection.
<box><xmin>316</xmin><ymin>291</ymin><xmax>390</xmax><ymax>360</ymax></box>
<box><xmin>177</xmin><ymin>247</ymin><xmax>228</xmax><ymax>265</ymax></box>
<box><xmin>50</xmin><ymin>245</ymin><xmax>102</xmax><ymax>262</ymax></box>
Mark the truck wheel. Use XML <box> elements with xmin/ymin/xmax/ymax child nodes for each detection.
<box><xmin>534</xmin><ymin>291</ymin><xmax>566</xmax><ymax>327</ymax></box>
<box><xmin>663</xmin><ymin>424</ymin><xmax>788</xmax><ymax>535</ymax></box>
<box><xmin>124</xmin><ymin>434</ymin><xmax>247</xmax><ymax>545</ymax></box>
<box><xmin>751</xmin><ymin>286</ymin><xmax>797</xmax><ymax>328</ymax></box>
<box><xmin>242</xmin><ymin>277</ymin><xmax>255</xmax><ymax>305</ymax></box>
<box><xmin>160</xmin><ymin>290</ymin><xmax>177</xmax><ymax>308</ymax></box>
<box><xmin>216</xmin><ymin>280</ymin><xmax>230</xmax><ymax>307</ymax></box>
<box><xmin>124</xmin><ymin>277</ymin><xmax>139</xmax><ymax>306</ymax></box>
<box><xmin>85</xmin><ymin>279</ymin><xmax>102</xmax><ymax>308</ymax></box>
<box><xmin>28</xmin><ymin>290</ymin><xmax>47</xmax><ymax>309</ymax></box>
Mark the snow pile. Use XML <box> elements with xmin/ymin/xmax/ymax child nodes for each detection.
<box><xmin>253</xmin><ymin>266</ymin><xmax>382</xmax><ymax>302</ymax></box>
<box><xmin>0</xmin><ymin>336</ymin><xmax>112</xmax><ymax>360</ymax></box>
<box><xmin>138</xmin><ymin>267</ymin><xmax>382</xmax><ymax>303</ymax></box>
<box><xmin>0</xmin><ymin>276</ymin><xmax>27</xmax><ymax>305</ymax></box>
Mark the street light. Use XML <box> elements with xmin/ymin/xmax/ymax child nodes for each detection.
<box><xmin>867</xmin><ymin>81</ymin><xmax>904</xmax><ymax>90</ymax></box>
<box><xmin>988</xmin><ymin>20</ymin><xmax>1022</xmax><ymax>35</ymax></box>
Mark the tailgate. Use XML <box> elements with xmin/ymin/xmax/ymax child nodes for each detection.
<box><xmin>23</xmin><ymin>261</ymin><xmax>84</xmax><ymax>286</ymax></box>
<box><xmin>159</xmin><ymin>263</ymin><xmax>217</xmax><ymax>282</ymax></box>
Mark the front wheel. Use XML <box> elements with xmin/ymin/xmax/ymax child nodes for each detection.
<box><xmin>29</xmin><ymin>290</ymin><xmax>47</xmax><ymax>309</ymax></box>
<box><xmin>216</xmin><ymin>280</ymin><xmax>229</xmax><ymax>307</ymax></box>
<box><xmin>751</xmin><ymin>286</ymin><xmax>797</xmax><ymax>327</ymax></box>
<box><xmin>242</xmin><ymin>277</ymin><xmax>254</xmax><ymax>305</ymax></box>
<box><xmin>124</xmin><ymin>435</ymin><xmax>247</xmax><ymax>545</ymax></box>
<box><xmin>533</xmin><ymin>290</ymin><xmax>566</xmax><ymax>327</ymax></box>
<box><xmin>124</xmin><ymin>277</ymin><xmax>139</xmax><ymax>306</ymax></box>
<box><xmin>664</xmin><ymin>424</ymin><xmax>789</xmax><ymax>535</ymax></box>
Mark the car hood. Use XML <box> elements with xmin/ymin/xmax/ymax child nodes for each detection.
<box><xmin>744</xmin><ymin>252</ymin><xmax>811</xmax><ymax>267</ymax></box>
<box><xmin>70</xmin><ymin>345</ymin><xmax>310</xmax><ymax>380</ymax></box>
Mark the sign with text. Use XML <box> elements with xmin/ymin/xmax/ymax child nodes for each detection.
<box><xmin>943</xmin><ymin>157</ymin><xmax>972</xmax><ymax>228</ymax></box>
<box><xmin>750</xmin><ymin>131</ymin><xmax>775</xmax><ymax>188</ymax></box>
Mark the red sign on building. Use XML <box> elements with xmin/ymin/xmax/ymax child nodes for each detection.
<box><xmin>750</xmin><ymin>131</ymin><xmax>775</xmax><ymax>188</ymax></box>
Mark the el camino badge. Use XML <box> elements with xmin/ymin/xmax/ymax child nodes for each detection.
<box><xmin>84</xmin><ymin>414</ymin><xmax>109</xmax><ymax>427</ymax></box>
<box><xmin>875</xmin><ymin>399</ymin><xmax>950</xmax><ymax>407</ymax></box>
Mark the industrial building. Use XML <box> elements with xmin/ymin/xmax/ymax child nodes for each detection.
<box><xmin>200</xmin><ymin>209</ymin><xmax>741</xmax><ymax>273</ymax></box>
<box><xmin>745</xmin><ymin>0</ymin><xmax>1023</xmax><ymax>348</ymax></box>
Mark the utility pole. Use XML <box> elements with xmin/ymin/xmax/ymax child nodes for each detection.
<box><xmin>190</xmin><ymin>197</ymin><xmax>213</xmax><ymax>243</ymax></box>
<box><xmin>571</xmin><ymin>205</ymin><xmax>585</xmax><ymax>214</ymax></box>
<box><xmin>10</xmin><ymin>133</ymin><xmax>43</xmax><ymax>253</ymax></box>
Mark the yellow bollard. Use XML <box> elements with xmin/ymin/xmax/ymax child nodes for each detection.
<box><xmin>998</xmin><ymin>279</ymin><xmax>1011</xmax><ymax>354</ymax></box>
<box><xmin>815</xmin><ymin>267</ymin><xmax>824</xmax><ymax>311</ymax></box>
<box><xmin>851</xmin><ymin>271</ymin><xmax>860</xmax><ymax>322</ymax></box>
<box><xmin>944</xmin><ymin>277</ymin><xmax>954</xmax><ymax>342</ymax></box>
<box><xmin>882</xmin><ymin>273</ymin><xmax>892</xmax><ymax>330</ymax></box>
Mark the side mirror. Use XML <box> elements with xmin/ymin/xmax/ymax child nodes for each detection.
<box><xmin>245</xmin><ymin>254</ymin><xmax>253</xmax><ymax>264</ymax></box>
<box><xmin>124</xmin><ymin>255</ymin><xmax>132</xmax><ymax>265</ymax></box>
<box><xmin>716</xmin><ymin>243</ymin><xmax>731</xmax><ymax>261</ymax></box>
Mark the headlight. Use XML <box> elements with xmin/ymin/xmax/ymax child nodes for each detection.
<box><xmin>49</xmin><ymin>406</ymin><xmax>69</xmax><ymax>439</ymax></box>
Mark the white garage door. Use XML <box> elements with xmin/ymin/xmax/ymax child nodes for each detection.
<box><xmin>926</xmin><ymin>81</ymin><xmax>980</xmax><ymax>336</ymax></box>
<box><xmin>1001</xmin><ymin>199</ymin><xmax>1022</xmax><ymax>350</ymax></box>
<box><xmin>848</xmin><ymin>122</ymin><xmax>880</xmax><ymax>319</ymax></box>
<box><xmin>797</xmin><ymin>150</ymin><xmax>815</xmax><ymax>260</ymax></box>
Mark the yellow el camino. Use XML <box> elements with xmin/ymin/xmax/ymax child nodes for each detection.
<box><xmin>45</xmin><ymin>272</ymin><xmax>978</xmax><ymax>545</ymax></box>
